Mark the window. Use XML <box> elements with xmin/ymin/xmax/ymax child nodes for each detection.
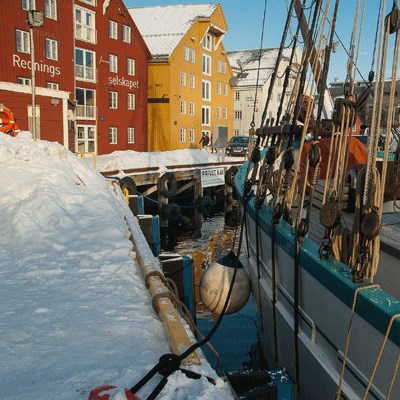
<box><xmin>235</xmin><ymin>111</ymin><xmax>243</xmax><ymax>120</ymax></box>
<box><xmin>45</xmin><ymin>0</ymin><xmax>57</xmax><ymax>20</ymax></box>
<box><xmin>180</xmin><ymin>71</ymin><xmax>186</xmax><ymax>86</ymax></box>
<box><xmin>223</xmin><ymin>84</ymin><xmax>228</xmax><ymax>96</ymax></box>
<box><xmin>202</xmin><ymin>33</ymin><xmax>213</xmax><ymax>51</ymax></box>
<box><xmin>109</xmin><ymin>54</ymin><xmax>118</xmax><ymax>73</ymax></box>
<box><xmin>16</xmin><ymin>30</ymin><xmax>30</xmax><ymax>53</ymax></box>
<box><xmin>202</xmin><ymin>54</ymin><xmax>211</xmax><ymax>75</ymax></box>
<box><xmin>216</xmin><ymin>106</ymin><xmax>221</xmax><ymax>119</ymax></box>
<box><xmin>109</xmin><ymin>20</ymin><xmax>118</xmax><ymax>39</ymax></box>
<box><xmin>77</xmin><ymin>125</ymin><xmax>96</xmax><ymax>153</ymax></box>
<box><xmin>202</xmin><ymin>80</ymin><xmax>211</xmax><ymax>101</ymax></box>
<box><xmin>75</xmin><ymin>48</ymin><xmax>95</xmax><ymax>81</ymax></box>
<box><xmin>202</xmin><ymin>106</ymin><xmax>210</xmax><ymax>125</ymax></box>
<box><xmin>18</xmin><ymin>77</ymin><xmax>31</xmax><ymax>86</ymax></box>
<box><xmin>127</xmin><ymin>93</ymin><xmax>136</xmax><ymax>110</ymax></box>
<box><xmin>189</xmin><ymin>102</ymin><xmax>195</xmax><ymax>116</ymax></box>
<box><xmin>45</xmin><ymin>38</ymin><xmax>58</xmax><ymax>61</ymax></box>
<box><xmin>190</xmin><ymin>48</ymin><xmax>196</xmax><ymax>63</ymax></box>
<box><xmin>184</xmin><ymin>46</ymin><xmax>189</xmax><ymax>61</ymax></box>
<box><xmin>122</xmin><ymin>25</ymin><xmax>131</xmax><ymax>43</ymax></box>
<box><xmin>127</xmin><ymin>58</ymin><xmax>135</xmax><ymax>75</ymax></box>
<box><xmin>189</xmin><ymin>74</ymin><xmax>195</xmax><ymax>89</ymax></box>
<box><xmin>46</xmin><ymin>82</ymin><xmax>59</xmax><ymax>90</ymax></box>
<box><xmin>189</xmin><ymin>128</ymin><xmax>195</xmax><ymax>143</ymax></box>
<box><xmin>277</xmin><ymin>93</ymin><xmax>282</xmax><ymax>102</ymax></box>
<box><xmin>235</xmin><ymin>91</ymin><xmax>240</xmax><ymax>100</ymax></box>
<box><xmin>22</xmin><ymin>0</ymin><xmax>35</xmax><ymax>10</ymax></box>
<box><xmin>127</xmin><ymin>127</ymin><xmax>135</xmax><ymax>144</ymax></box>
<box><xmin>109</xmin><ymin>127</ymin><xmax>118</xmax><ymax>144</ymax></box>
<box><xmin>180</xmin><ymin>128</ymin><xmax>186</xmax><ymax>143</ymax></box>
<box><xmin>223</xmin><ymin>108</ymin><xmax>227</xmax><ymax>119</ymax></box>
<box><xmin>234</xmin><ymin>129</ymin><xmax>240</xmax><ymax>136</ymax></box>
<box><xmin>76</xmin><ymin>88</ymin><xmax>95</xmax><ymax>119</ymax></box>
<box><xmin>109</xmin><ymin>91</ymin><xmax>118</xmax><ymax>109</ymax></box>
<box><xmin>217</xmin><ymin>60</ymin><xmax>227</xmax><ymax>74</ymax></box>
<box><xmin>217</xmin><ymin>82</ymin><xmax>221</xmax><ymax>95</ymax></box>
<box><xmin>180</xmin><ymin>99</ymin><xmax>186</xmax><ymax>115</ymax></box>
<box><xmin>75</xmin><ymin>7</ymin><xmax>96</xmax><ymax>43</ymax></box>
<box><xmin>79</xmin><ymin>0</ymin><xmax>95</xmax><ymax>5</ymax></box>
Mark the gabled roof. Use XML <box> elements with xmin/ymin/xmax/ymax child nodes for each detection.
<box><xmin>228</xmin><ymin>48</ymin><xmax>293</xmax><ymax>87</ymax></box>
<box><xmin>128</xmin><ymin>4</ymin><xmax>219</xmax><ymax>58</ymax></box>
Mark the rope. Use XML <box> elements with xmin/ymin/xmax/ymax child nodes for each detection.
<box><xmin>336</xmin><ymin>284</ymin><xmax>380</xmax><ymax>400</ymax></box>
<box><xmin>387</xmin><ymin>350</ymin><xmax>400</xmax><ymax>399</ymax></box>
<box><xmin>362</xmin><ymin>314</ymin><xmax>400</xmax><ymax>400</ymax></box>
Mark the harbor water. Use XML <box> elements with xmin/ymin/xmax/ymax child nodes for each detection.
<box><xmin>161</xmin><ymin>212</ymin><xmax>265</xmax><ymax>375</ymax></box>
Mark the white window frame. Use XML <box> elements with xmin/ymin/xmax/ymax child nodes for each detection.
<box><xmin>109</xmin><ymin>20</ymin><xmax>118</xmax><ymax>40</ymax></box>
<box><xmin>189</xmin><ymin>74</ymin><xmax>195</xmax><ymax>89</ymax></box>
<box><xmin>234</xmin><ymin>129</ymin><xmax>240</xmax><ymax>136</ymax></box>
<box><xmin>202</xmin><ymin>54</ymin><xmax>211</xmax><ymax>76</ymax></box>
<box><xmin>223</xmin><ymin>108</ymin><xmax>227</xmax><ymax>120</ymax></box>
<box><xmin>127</xmin><ymin>93</ymin><xmax>136</xmax><ymax>110</ymax></box>
<box><xmin>189</xmin><ymin>48</ymin><xmax>196</xmax><ymax>63</ymax></box>
<box><xmin>184</xmin><ymin>46</ymin><xmax>189</xmax><ymax>61</ymax></box>
<box><xmin>76</xmin><ymin>125</ymin><xmax>96</xmax><ymax>154</ymax></box>
<box><xmin>46</xmin><ymin>82</ymin><xmax>59</xmax><ymax>90</ymax></box>
<box><xmin>234</xmin><ymin>110</ymin><xmax>242</xmax><ymax>120</ymax></box>
<box><xmin>217</xmin><ymin>82</ymin><xmax>221</xmax><ymax>95</ymax></box>
<box><xmin>223</xmin><ymin>84</ymin><xmax>228</xmax><ymax>96</ymax></box>
<box><xmin>109</xmin><ymin>127</ymin><xmax>118</xmax><ymax>144</ymax></box>
<box><xmin>180</xmin><ymin>71</ymin><xmax>186</xmax><ymax>86</ymax></box>
<box><xmin>180</xmin><ymin>128</ymin><xmax>186</xmax><ymax>143</ymax></box>
<box><xmin>79</xmin><ymin>0</ymin><xmax>96</xmax><ymax>5</ymax></box>
<box><xmin>122</xmin><ymin>24</ymin><xmax>131</xmax><ymax>43</ymax></box>
<box><xmin>180</xmin><ymin>99</ymin><xmax>186</xmax><ymax>115</ymax></box>
<box><xmin>216</xmin><ymin>106</ymin><xmax>221</xmax><ymax>119</ymax></box>
<box><xmin>202</xmin><ymin>33</ymin><xmax>213</xmax><ymax>51</ymax></box>
<box><xmin>22</xmin><ymin>0</ymin><xmax>35</xmax><ymax>10</ymax></box>
<box><xmin>127</xmin><ymin>127</ymin><xmax>135</xmax><ymax>144</ymax></box>
<box><xmin>44</xmin><ymin>0</ymin><xmax>57</xmax><ymax>20</ymax></box>
<box><xmin>75</xmin><ymin>48</ymin><xmax>95</xmax><ymax>81</ymax></box>
<box><xmin>109</xmin><ymin>54</ymin><xmax>118</xmax><ymax>73</ymax></box>
<box><xmin>75</xmin><ymin>7</ymin><xmax>96</xmax><ymax>44</ymax></box>
<box><xmin>202</xmin><ymin>106</ymin><xmax>210</xmax><ymax>126</ymax></box>
<box><xmin>16</xmin><ymin>29</ymin><xmax>30</xmax><ymax>53</ymax></box>
<box><xmin>189</xmin><ymin>101</ymin><xmax>195</xmax><ymax>116</ymax></box>
<box><xmin>76</xmin><ymin>88</ymin><xmax>96</xmax><ymax>119</ymax></box>
<box><xmin>109</xmin><ymin>91</ymin><xmax>118</xmax><ymax>109</ymax></box>
<box><xmin>189</xmin><ymin>128</ymin><xmax>195</xmax><ymax>143</ymax></box>
<box><xmin>127</xmin><ymin>58</ymin><xmax>135</xmax><ymax>76</ymax></box>
<box><xmin>235</xmin><ymin>91</ymin><xmax>240</xmax><ymax>100</ymax></box>
<box><xmin>18</xmin><ymin>77</ymin><xmax>31</xmax><ymax>86</ymax></box>
<box><xmin>45</xmin><ymin>38</ymin><xmax>58</xmax><ymax>61</ymax></box>
<box><xmin>202</xmin><ymin>80</ymin><xmax>211</xmax><ymax>101</ymax></box>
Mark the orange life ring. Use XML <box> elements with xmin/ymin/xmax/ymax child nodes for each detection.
<box><xmin>0</xmin><ymin>106</ymin><xmax>20</xmax><ymax>136</ymax></box>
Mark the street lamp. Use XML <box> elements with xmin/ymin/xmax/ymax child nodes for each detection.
<box><xmin>27</xmin><ymin>9</ymin><xmax>43</xmax><ymax>140</ymax></box>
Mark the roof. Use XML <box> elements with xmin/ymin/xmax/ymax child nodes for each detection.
<box><xmin>129</xmin><ymin>4</ymin><xmax>219</xmax><ymax>58</ymax></box>
<box><xmin>227</xmin><ymin>48</ymin><xmax>293</xmax><ymax>87</ymax></box>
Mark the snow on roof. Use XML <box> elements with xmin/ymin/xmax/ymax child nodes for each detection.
<box><xmin>129</xmin><ymin>4</ymin><xmax>219</xmax><ymax>57</ymax></box>
<box><xmin>228</xmin><ymin>48</ymin><xmax>293</xmax><ymax>87</ymax></box>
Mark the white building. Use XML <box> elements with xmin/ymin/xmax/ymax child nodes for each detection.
<box><xmin>228</xmin><ymin>48</ymin><xmax>301</xmax><ymax>136</ymax></box>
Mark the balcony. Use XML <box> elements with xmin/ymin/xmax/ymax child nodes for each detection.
<box><xmin>76</xmin><ymin>105</ymin><xmax>96</xmax><ymax>120</ymax></box>
<box><xmin>75</xmin><ymin>65</ymin><xmax>95</xmax><ymax>82</ymax></box>
<box><xmin>75</xmin><ymin>24</ymin><xmax>96</xmax><ymax>44</ymax></box>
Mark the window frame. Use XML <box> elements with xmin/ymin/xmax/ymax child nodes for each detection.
<box><xmin>127</xmin><ymin>58</ymin><xmax>135</xmax><ymax>76</ymax></box>
<box><xmin>180</xmin><ymin>99</ymin><xmax>186</xmax><ymax>115</ymax></box>
<box><xmin>122</xmin><ymin>24</ymin><xmax>131</xmax><ymax>43</ymax></box>
<box><xmin>109</xmin><ymin>54</ymin><xmax>118</xmax><ymax>73</ymax></box>
<box><xmin>108</xmin><ymin>20</ymin><xmax>118</xmax><ymax>40</ymax></box>
<box><xmin>127</xmin><ymin>127</ymin><xmax>135</xmax><ymax>144</ymax></box>
<box><xmin>45</xmin><ymin>38</ymin><xmax>58</xmax><ymax>61</ymax></box>
<box><xmin>180</xmin><ymin>128</ymin><xmax>186</xmax><ymax>143</ymax></box>
<box><xmin>75</xmin><ymin>47</ymin><xmax>95</xmax><ymax>82</ymax></box>
<box><xmin>44</xmin><ymin>0</ymin><xmax>57</xmax><ymax>20</ymax></box>
<box><xmin>16</xmin><ymin>29</ymin><xmax>30</xmax><ymax>53</ymax></box>
<box><xmin>202</xmin><ymin>54</ymin><xmax>211</xmax><ymax>76</ymax></box>
<box><xmin>22</xmin><ymin>0</ymin><xmax>35</xmax><ymax>10</ymax></box>
<box><xmin>127</xmin><ymin>93</ymin><xmax>136</xmax><ymax>110</ymax></box>
<box><xmin>109</xmin><ymin>127</ymin><xmax>118</xmax><ymax>144</ymax></box>
<box><xmin>18</xmin><ymin>77</ymin><xmax>31</xmax><ymax>86</ymax></box>
<box><xmin>109</xmin><ymin>91</ymin><xmax>118</xmax><ymax>109</ymax></box>
<box><xmin>202</xmin><ymin>80</ymin><xmax>211</xmax><ymax>101</ymax></box>
<box><xmin>202</xmin><ymin>106</ymin><xmax>210</xmax><ymax>126</ymax></box>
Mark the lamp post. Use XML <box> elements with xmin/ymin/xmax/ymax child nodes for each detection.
<box><xmin>27</xmin><ymin>9</ymin><xmax>43</xmax><ymax>140</ymax></box>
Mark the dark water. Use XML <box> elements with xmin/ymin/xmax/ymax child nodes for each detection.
<box><xmin>161</xmin><ymin>212</ymin><xmax>265</xmax><ymax>375</ymax></box>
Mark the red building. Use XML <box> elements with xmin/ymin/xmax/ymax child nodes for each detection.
<box><xmin>0</xmin><ymin>0</ymin><xmax>150</xmax><ymax>154</ymax></box>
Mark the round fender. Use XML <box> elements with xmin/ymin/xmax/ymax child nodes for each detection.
<box><xmin>225</xmin><ymin>166</ymin><xmax>239</xmax><ymax>187</ymax></box>
<box><xmin>120</xmin><ymin>176</ymin><xmax>137</xmax><ymax>194</ymax></box>
<box><xmin>162</xmin><ymin>203</ymin><xmax>181</xmax><ymax>221</ymax></box>
<box><xmin>0</xmin><ymin>106</ymin><xmax>15</xmax><ymax>133</ymax></box>
<box><xmin>199</xmin><ymin>196</ymin><xmax>213</xmax><ymax>217</ymax></box>
<box><xmin>158</xmin><ymin>172</ymin><xmax>177</xmax><ymax>197</ymax></box>
<box><xmin>88</xmin><ymin>385</ymin><xmax>137</xmax><ymax>400</ymax></box>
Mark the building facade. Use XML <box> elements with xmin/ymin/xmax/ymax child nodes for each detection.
<box><xmin>228</xmin><ymin>48</ymin><xmax>302</xmax><ymax>136</ymax></box>
<box><xmin>130</xmin><ymin>4</ymin><xmax>234</xmax><ymax>152</ymax></box>
<box><xmin>0</xmin><ymin>0</ymin><xmax>150</xmax><ymax>155</ymax></box>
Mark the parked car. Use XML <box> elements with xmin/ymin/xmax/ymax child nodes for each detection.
<box><xmin>225</xmin><ymin>135</ymin><xmax>250</xmax><ymax>156</ymax></box>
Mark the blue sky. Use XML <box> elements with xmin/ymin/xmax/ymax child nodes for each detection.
<box><xmin>125</xmin><ymin>1</ymin><xmax>388</xmax><ymax>83</ymax></box>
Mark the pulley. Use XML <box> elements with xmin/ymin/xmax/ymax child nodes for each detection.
<box><xmin>332</xmin><ymin>98</ymin><xmax>356</xmax><ymax>128</ymax></box>
<box><xmin>360</xmin><ymin>209</ymin><xmax>381</xmax><ymax>238</ymax></box>
<box><xmin>319</xmin><ymin>197</ymin><xmax>341</xmax><ymax>229</ymax></box>
<box><xmin>283</xmin><ymin>149</ymin><xmax>294</xmax><ymax>170</ymax></box>
<box><xmin>387</xmin><ymin>2</ymin><xmax>400</xmax><ymax>34</ymax></box>
<box><xmin>308</xmin><ymin>143</ymin><xmax>321</xmax><ymax>168</ymax></box>
<box><xmin>251</xmin><ymin>147</ymin><xmax>261</xmax><ymax>163</ymax></box>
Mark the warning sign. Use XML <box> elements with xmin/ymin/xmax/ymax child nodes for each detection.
<box><xmin>200</xmin><ymin>167</ymin><xmax>225</xmax><ymax>188</ymax></box>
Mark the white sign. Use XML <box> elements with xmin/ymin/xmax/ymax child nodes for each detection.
<box><xmin>201</xmin><ymin>167</ymin><xmax>225</xmax><ymax>188</ymax></box>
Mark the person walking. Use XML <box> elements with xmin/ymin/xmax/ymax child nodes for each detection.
<box><xmin>199</xmin><ymin>132</ymin><xmax>210</xmax><ymax>148</ymax></box>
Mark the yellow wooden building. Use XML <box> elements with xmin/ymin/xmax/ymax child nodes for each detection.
<box><xmin>129</xmin><ymin>4</ymin><xmax>233</xmax><ymax>151</ymax></box>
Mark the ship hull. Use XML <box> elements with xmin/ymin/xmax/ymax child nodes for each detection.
<box><xmin>236</xmin><ymin>162</ymin><xmax>400</xmax><ymax>400</ymax></box>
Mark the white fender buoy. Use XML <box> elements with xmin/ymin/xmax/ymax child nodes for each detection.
<box><xmin>199</xmin><ymin>253</ymin><xmax>250</xmax><ymax>316</ymax></box>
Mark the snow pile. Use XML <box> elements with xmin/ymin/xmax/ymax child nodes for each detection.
<box><xmin>96</xmin><ymin>149</ymin><xmax>243</xmax><ymax>173</ymax></box>
<box><xmin>0</xmin><ymin>133</ymin><xmax>232</xmax><ymax>400</ymax></box>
